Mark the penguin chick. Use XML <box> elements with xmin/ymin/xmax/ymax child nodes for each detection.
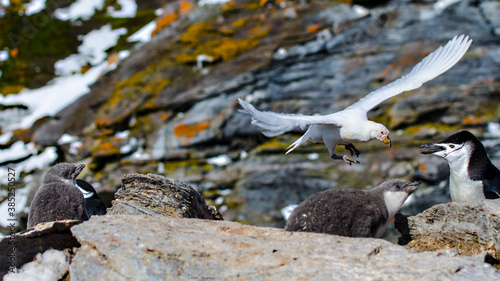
<box><xmin>75</xmin><ymin>179</ymin><xmax>107</xmax><ymax>217</ymax></box>
<box><xmin>421</xmin><ymin>130</ymin><xmax>500</xmax><ymax>201</ymax></box>
<box><xmin>27</xmin><ymin>163</ymin><xmax>89</xmax><ymax>229</ymax></box>
<box><xmin>285</xmin><ymin>179</ymin><xmax>420</xmax><ymax>238</ymax></box>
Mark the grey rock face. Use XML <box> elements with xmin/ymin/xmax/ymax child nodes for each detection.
<box><xmin>396</xmin><ymin>199</ymin><xmax>500</xmax><ymax>264</ymax></box>
<box><xmin>107</xmin><ymin>173</ymin><xmax>223</xmax><ymax>220</ymax></box>
<box><xmin>69</xmin><ymin>215</ymin><xmax>500</xmax><ymax>280</ymax></box>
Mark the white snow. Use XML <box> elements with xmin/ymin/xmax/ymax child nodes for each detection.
<box><xmin>487</xmin><ymin>122</ymin><xmax>500</xmax><ymax>137</ymax></box>
<box><xmin>0</xmin><ymin>131</ymin><xmax>13</xmax><ymax>144</ymax></box>
<box><xmin>127</xmin><ymin>21</ymin><xmax>156</xmax><ymax>43</ymax></box>
<box><xmin>24</xmin><ymin>0</ymin><xmax>46</xmax><ymax>15</ymax></box>
<box><xmin>54</xmin><ymin>0</ymin><xmax>105</xmax><ymax>21</ymax></box>
<box><xmin>208</xmin><ymin>154</ymin><xmax>231</xmax><ymax>166</ymax></box>
<box><xmin>57</xmin><ymin>134</ymin><xmax>78</xmax><ymax>145</ymax></box>
<box><xmin>307</xmin><ymin>153</ymin><xmax>319</xmax><ymax>160</ymax></box>
<box><xmin>198</xmin><ymin>0</ymin><xmax>230</xmax><ymax>6</ymax></box>
<box><xmin>0</xmin><ymin>24</ymin><xmax>126</xmax><ymax>130</ymax></box>
<box><xmin>0</xmin><ymin>147</ymin><xmax>57</xmax><ymax>184</ymax></box>
<box><xmin>0</xmin><ymin>141</ymin><xmax>36</xmax><ymax>164</ymax></box>
<box><xmin>3</xmin><ymin>249</ymin><xmax>70</xmax><ymax>281</ymax></box>
<box><xmin>0</xmin><ymin>62</ymin><xmax>107</xmax><ymax>130</ymax></box>
<box><xmin>419</xmin><ymin>0</ymin><xmax>461</xmax><ymax>20</ymax></box>
<box><xmin>55</xmin><ymin>24</ymin><xmax>127</xmax><ymax>75</ymax></box>
<box><xmin>107</xmin><ymin>0</ymin><xmax>137</xmax><ymax>18</ymax></box>
<box><xmin>0</xmin><ymin>50</ymin><xmax>8</xmax><ymax>61</ymax></box>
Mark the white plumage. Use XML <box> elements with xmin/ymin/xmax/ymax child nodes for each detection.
<box><xmin>239</xmin><ymin>35</ymin><xmax>472</xmax><ymax>164</ymax></box>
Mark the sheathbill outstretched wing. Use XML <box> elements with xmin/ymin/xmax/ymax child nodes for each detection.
<box><xmin>346</xmin><ymin>35</ymin><xmax>472</xmax><ymax>113</ymax></box>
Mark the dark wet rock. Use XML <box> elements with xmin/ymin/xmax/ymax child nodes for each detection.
<box><xmin>107</xmin><ymin>173</ymin><xmax>223</xmax><ymax>220</ymax></box>
<box><xmin>69</xmin><ymin>215</ymin><xmax>500</xmax><ymax>280</ymax></box>
<box><xmin>0</xmin><ymin>220</ymin><xmax>81</xmax><ymax>278</ymax></box>
<box><xmin>395</xmin><ymin>199</ymin><xmax>500</xmax><ymax>267</ymax></box>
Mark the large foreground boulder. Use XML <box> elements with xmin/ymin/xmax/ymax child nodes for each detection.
<box><xmin>396</xmin><ymin>199</ymin><xmax>500</xmax><ymax>266</ymax></box>
<box><xmin>69</xmin><ymin>215</ymin><xmax>500</xmax><ymax>280</ymax></box>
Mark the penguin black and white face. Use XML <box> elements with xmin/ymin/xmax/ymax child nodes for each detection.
<box><xmin>420</xmin><ymin>142</ymin><xmax>466</xmax><ymax>159</ymax></box>
<box><xmin>420</xmin><ymin>131</ymin><xmax>480</xmax><ymax>165</ymax></box>
<box><xmin>43</xmin><ymin>163</ymin><xmax>86</xmax><ymax>184</ymax></box>
<box><xmin>378</xmin><ymin>179</ymin><xmax>421</xmax><ymax>218</ymax></box>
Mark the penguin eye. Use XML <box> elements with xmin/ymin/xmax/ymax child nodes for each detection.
<box><xmin>395</xmin><ymin>185</ymin><xmax>401</xmax><ymax>190</ymax></box>
<box><xmin>449</xmin><ymin>145</ymin><xmax>455</xmax><ymax>149</ymax></box>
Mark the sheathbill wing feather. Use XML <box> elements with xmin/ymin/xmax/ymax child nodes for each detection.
<box><xmin>238</xmin><ymin>98</ymin><xmax>344</xmax><ymax>137</ymax></box>
<box><xmin>346</xmin><ymin>35</ymin><xmax>472</xmax><ymax>113</ymax></box>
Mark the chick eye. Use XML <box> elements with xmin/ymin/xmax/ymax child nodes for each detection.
<box><xmin>449</xmin><ymin>145</ymin><xmax>455</xmax><ymax>148</ymax></box>
<box><xmin>395</xmin><ymin>185</ymin><xmax>401</xmax><ymax>190</ymax></box>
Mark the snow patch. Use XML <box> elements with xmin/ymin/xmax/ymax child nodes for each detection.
<box><xmin>55</xmin><ymin>24</ymin><xmax>127</xmax><ymax>75</ymax></box>
<box><xmin>107</xmin><ymin>0</ymin><xmax>137</xmax><ymax>18</ymax></box>
<box><xmin>54</xmin><ymin>0</ymin><xmax>105</xmax><ymax>21</ymax></box>
<box><xmin>24</xmin><ymin>0</ymin><xmax>46</xmax><ymax>15</ymax></box>
<box><xmin>3</xmin><ymin>249</ymin><xmax>70</xmax><ymax>281</ymax></box>
<box><xmin>208</xmin><ymin>154</ymin><xmax>231</xmax><ymax>166</ymax></box>
<box><xmin>127</xmin><ymin>21</ymin><xmax>156</xmax><ymax>43</ymax></box>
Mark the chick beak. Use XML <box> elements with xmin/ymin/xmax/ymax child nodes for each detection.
<box><xmin>383</xmin><ymin>136</ymin><xmax>391</xmax><ymax>147</ymax></box>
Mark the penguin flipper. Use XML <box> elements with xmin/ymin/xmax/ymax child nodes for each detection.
<box><xmin>483</xmin><ymin>179</ymin><xmax>500</xmax><ymax>199</ymax></box>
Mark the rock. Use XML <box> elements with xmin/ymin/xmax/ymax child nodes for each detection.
<box><xmin>395</xmin><ymin>199</ymin><xmax>500</xmax><ymax>267</ymax></box>
<box><xmin>69</xmin><ymin>215</ymin><xmax>500</xmax><ymax>280</ymax></box>
<box><xmin>0</xmin><ymin>220</ymin><xmax>81</xmax><ymax>278</ymax></box>
<box><xmin>107</xmin><ymin>173</ymin><xmax>223</xmax><ymax>220</ymax></box>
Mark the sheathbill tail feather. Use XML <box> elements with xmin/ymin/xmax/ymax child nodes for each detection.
<box><xmin>238</xmin><ymin>98</ymin><xmax>342</xmax><ymax>137</ymax></box>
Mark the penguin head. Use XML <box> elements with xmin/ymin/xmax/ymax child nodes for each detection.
<box><xmin>420</xmin><ymin>131</ymin><xmax>479</xmax><ymax>162</ymax></box>
<box><xmin>375</xmin><ymin>179</ymin><xmax>421</xmax><ymax>217</ymax></box>
<box><xmin>43</xmin><ymin>163</ymin><xmax>85</xmax><ymax>184</ymax></box>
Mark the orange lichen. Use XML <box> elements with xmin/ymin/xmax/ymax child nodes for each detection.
<box><xmin>95</xmin><ymin>116</ymin><xmax>113</xmax><ymax>128</ymax></box>
<box><xmin>9</xmin><ymin>48</ymin><xmax>18</xmax><ymax>57</ymax></box>
<box><xmin>462</xmin><ymin>115</ymin><xmax>484</xmax><ymax>125</ymax></box>
<box><xmin>161</xmin><ymin>113</ymin><xmax>169</xmax><ymax>120</ymax></box>
<box><xmin>151</xmin><ymin>13</ymin><xmax>179</xmax><ymax>36</ymax></box>
<box><xmin>173</xmin><ymin>121</ymin><xmax>210</xmax><ymax>138</ymax></box>
<box><xmin>418</xmin><ymin>163</ymin><xmax>427</xmax><ymax>172</ymax></box>
<box><xmin>179</xmin><ymin>1</ymin><xmax>193</xmax><ymax>15</ymax></box>
<box><xmin>307</xmin><ymin>25</ymin><xmax>323</xmax><ymax>33</ymax></box>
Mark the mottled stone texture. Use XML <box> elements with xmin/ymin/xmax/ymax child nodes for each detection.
<box><xmin>108</xmin><ymin>173</ymin><xmax>223</xmax><ymax>220</ymax></box>
<box><xmin>396</xmin><ymin>199</ymin><xmax>500</xmax><ymax>266</ymax></box>
<box><xmin>69</xmin><ymin>215</ymin><xmax>500</xmax><ymax>281</ymax></box>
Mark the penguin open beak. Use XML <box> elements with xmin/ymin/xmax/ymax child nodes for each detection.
<box><xmin>420</xmin><ymin>143</ymin><xmax>445</xmax><ymax>154</ymax></box>
<box><xmin>383</xmin><ymin>136</ymin><xmax>391</xmax><ymax>147</ymax></box>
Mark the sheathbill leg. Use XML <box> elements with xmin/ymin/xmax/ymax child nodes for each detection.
<box><xmin>344</xmin><ymin>144</ymin><xmax>360</xmax><ymax>158</ymax></box>
<box><xmin>331</xmin><ymin>154</ymin><xmax>360</xmax><ymax>165</ymax></box>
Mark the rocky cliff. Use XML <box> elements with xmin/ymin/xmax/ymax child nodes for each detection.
<box><xmin>0</xmin><ymin>0</ymin><xmax>500</xmax><ymax>245</ymax></box>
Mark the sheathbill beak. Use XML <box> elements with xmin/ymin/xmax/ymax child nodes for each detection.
<box><xmin>383</xmin><ymin>136</ymin><xmax>391</xmax><ymax>147</ymax></box>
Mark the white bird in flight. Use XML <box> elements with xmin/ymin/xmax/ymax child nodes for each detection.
<box><xmin>239</xmin><ymin>35</ymin><xmax>472</xmax><ymax>164</ymax></box>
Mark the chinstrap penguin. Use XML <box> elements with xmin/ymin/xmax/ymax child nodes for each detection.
<box><xmin>285</xmin><ymin>179</ymin><xmax>420</xmax><ymax>238</ymax></box>
<box><xmin>421</xmin><ymin>130</ymin><xmax>500</xmax><ymax>201</ymax></box>
<box><xmin>75</xmin><ymin>179</ymin><xmax>107</xmax><ymax>217</ymax></box>
<box><xmin>27</xmin><ymin>163</ymin><xmax>89</xmax><ymax>228</ymax></box>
